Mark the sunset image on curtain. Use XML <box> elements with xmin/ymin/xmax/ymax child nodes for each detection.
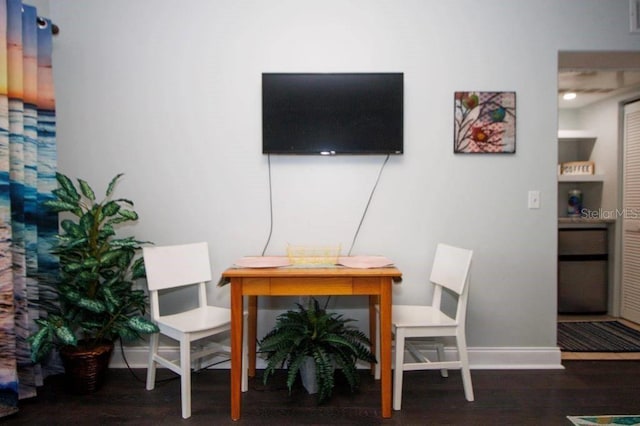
<box><xmin>0</xmin><ymin>0</ymin><xmax>57</xmax><ymax>417</ymax></box>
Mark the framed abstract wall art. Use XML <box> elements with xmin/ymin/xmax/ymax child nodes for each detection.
<box><xmin>454</xmin><ymin>91</ymin><xmax>516</xmax><ymax>153</ymax></box>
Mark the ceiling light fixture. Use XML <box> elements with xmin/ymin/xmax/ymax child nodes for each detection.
<box><xmin>563</xmin><ymin>92</ymin><xmax>577</xmax><ymax>100</ymax></box>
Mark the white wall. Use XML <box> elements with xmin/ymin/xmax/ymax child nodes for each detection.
<box><xmin>43</xmin><ymin>0</ymin><xmax>640</xmax><ymax>362</ymax></box>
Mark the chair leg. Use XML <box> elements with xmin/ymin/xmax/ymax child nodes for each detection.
<box><xmin>146</xmin><ymin>333</ymin><xmax>159</xmax><ymax>391</ymax></box>
<box><xmin>393</xmin><ymin>329</ymin><xmax>405</xmax><ymax>411</ymax></box>
<box><xmin>435</xmin><ymin>342</ymin><xmax>448</xmax><ymax>378</ymax></box>
<box><xmin>180</xmin><ymin>336</ymin><xmax>192</xmax><ymax>419</ymax></box>
<box><xmin>456</xmin><ymin>333</ymin><xmax>474</xmax><ymax>402</ymax></box>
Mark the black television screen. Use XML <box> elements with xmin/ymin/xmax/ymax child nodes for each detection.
<box><xmin>262</xmin><ymin>73</ymin><xmax>403</xmax><ymax>155</ymax></box>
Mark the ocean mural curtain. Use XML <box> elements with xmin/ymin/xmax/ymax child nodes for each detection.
<box><xmin>0</xmin><ymin>0</ymin><xmax>58</xmax><ymax>417</ymax></box>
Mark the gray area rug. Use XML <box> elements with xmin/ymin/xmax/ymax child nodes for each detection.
<box><xmin>558</xmin><ymin>321</ymin><xmax>640</xmax><ymax>352</ymax></box>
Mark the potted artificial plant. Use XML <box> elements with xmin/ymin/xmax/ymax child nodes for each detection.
<box><xmin>259</xmin><ymin>298</ymin><xmax>376</xmax><ymax>403</ymax></box>
<box><xmin>29</xmin><ymin>172</ymin><xmax>158</xmax><ymax>393</ymax></box>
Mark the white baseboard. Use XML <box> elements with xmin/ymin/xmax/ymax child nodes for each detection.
<box><xmin>466</xmin><ymin>347</ymin><xmax>563</xmax><ymax>370</ymax></box>
<box><xmin>110</xmin><ymin>345</ymin><xmax>563</xmax><ymax>370</ymax></box>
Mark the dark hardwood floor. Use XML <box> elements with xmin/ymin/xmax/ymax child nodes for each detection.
<box><xmin>4</xmin><ymin>361</ymin><xmax>640</xmax><ymax>425</ymax></box>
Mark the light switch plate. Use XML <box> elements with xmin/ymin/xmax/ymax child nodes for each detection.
<box><xmin>528</xmin><ymin>190</ymin><xmax>541</xmax><ymax>209</ymax></box>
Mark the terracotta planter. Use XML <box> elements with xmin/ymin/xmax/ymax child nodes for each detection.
<box><xmin>59</xmin><ymin>340</ymin><xmax>114</xmax><ymax>394</ymax></box>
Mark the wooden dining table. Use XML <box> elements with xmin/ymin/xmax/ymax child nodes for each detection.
<box><xmin>222</xmin><ymin>260</ymin><xmax>402</xmax><ymax>421</ymax></box>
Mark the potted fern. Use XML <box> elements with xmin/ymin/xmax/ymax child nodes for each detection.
<box><xmin>29</xmin><ymin>172</ymin><xmax>159</xmax><ymax>393</ymax></box>
<box><xmin>259</xmin><ymin>298</ymin><xmax>376</xmax><ymax>403</ymax></box>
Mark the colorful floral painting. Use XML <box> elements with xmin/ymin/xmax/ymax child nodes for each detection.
<box><xmin>454</xmin><ymin>91</ymin><xmax>516</xmax><ymax>153</ymax></box>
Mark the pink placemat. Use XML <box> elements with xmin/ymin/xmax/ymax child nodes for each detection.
<box><xmin>233</xmin><ymin>256</ymin><xmax>291</xmax><ymax>268</ymax></box>
<box><xmin>337</xmin><ymin>256</ymin><xmax>394</xmax><ymax>269</ymax></box>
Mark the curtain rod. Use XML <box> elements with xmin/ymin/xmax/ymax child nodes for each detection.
<box><xmin>36</xmin><ymin>16</ymin><xmax>59</xmax><ymax>35</ymax></box>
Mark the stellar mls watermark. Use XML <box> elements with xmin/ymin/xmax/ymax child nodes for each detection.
<box><xmin>581</xmin><ymin>208</ymin><xmax>640</xmax><ymax>219</ymax></box>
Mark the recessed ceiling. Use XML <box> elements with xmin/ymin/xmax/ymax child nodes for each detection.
<box><xmin>558</xmin><ymin>51</ymin><xmax>640</xmax><ymax>109</ymax></box>
<box><xmin>558</xmin><ymin>70</ymin><xmax>640</xmax><ymax>109</ymax></box>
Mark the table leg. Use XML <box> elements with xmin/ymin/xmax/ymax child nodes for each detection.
<box><xmin>379</xmin><ymin>279</ymin><xmax>392</xmax><ymax>418</ymax></box>
<box><xmin>369</xmin><ymin>295</ymin><xmax>377</xmax><ymax>375</ymax></box>
<box><xmin>248</xmin><ymin>296</ymin><xmax>258</xmax><ymax>377</ymax></box>
<box><xmin>231</xmin><ymin>278</ymin><xmax>243</xmax><ymax>421</ymax></box>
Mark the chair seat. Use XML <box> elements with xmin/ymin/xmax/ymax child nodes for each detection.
<box><xmin>392</xmin><ymin>305</ymin><xmax>458</xmax><ymax>328</ymax></box>
<box><xmin>157</xmin><ymin>305</ymin><xmax>232</xmax><ymax>334</ymax></box>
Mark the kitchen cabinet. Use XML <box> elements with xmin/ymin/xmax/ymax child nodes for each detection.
<box><xmin>557</xmin><ymin>130</ymin><xmax>610</xmax><ymax>314</ymax></box>
<box><xmin>558</xmin><ymin>227</ymin><xmax>608</xmax><ymax>313</ymax></box>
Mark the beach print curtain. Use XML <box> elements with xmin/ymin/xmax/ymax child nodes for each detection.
<box><xmin>0</xmin><ymin>0</ymin><xmax>58</xmax><ymax>417</ymax></box>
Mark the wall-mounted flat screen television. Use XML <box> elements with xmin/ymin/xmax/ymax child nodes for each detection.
<box><xmin>262</xmin><ymin>73</ymin><xmax>403</xmax><ymax>155</ymax></box>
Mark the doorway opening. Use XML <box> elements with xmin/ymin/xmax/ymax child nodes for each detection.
<box><xmin>557</xmin><ymin>51</ymin><xmax>640</xmax><ymax>358</ymax></box>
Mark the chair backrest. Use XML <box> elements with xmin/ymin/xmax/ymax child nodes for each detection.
<box><xmin>143</xmin><ymin>242</ymin><xmax>212</xmax><ymax>291</ymax></box>
<box><xmin>429</xmin><ymin>243</ymin><xmax>473</xmax><ymax>324</ymax></box>
<box><xmin>429</xmin><ymin>243</ymin><xmax>473</xmax><ymax>296</ymax></box>
<box><xmin>143</xmin><ymin>242</ymin><xmax>212</xmax><ymax>321</ymax></box>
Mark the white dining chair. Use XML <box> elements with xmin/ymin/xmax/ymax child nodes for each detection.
<box><xmin>143</xmin><ymin>242</ymin><xmax>248</xmax><ymax>419</ymax></box>
<box><xmin>375</xmin><ymin>243</ymin><xmax>474</xmax><ymax>410</ymax></box>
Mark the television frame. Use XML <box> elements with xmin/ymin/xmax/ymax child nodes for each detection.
<box><xmin>262</xmin><ymin>72</ymin><xmax>404</xmax><ymax>155</ymax></box>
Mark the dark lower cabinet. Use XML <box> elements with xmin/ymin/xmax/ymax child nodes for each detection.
<box><xmin>558</xmin><ymin>228</ymin><xmax>608</xmax><ymax>314</ymax></box>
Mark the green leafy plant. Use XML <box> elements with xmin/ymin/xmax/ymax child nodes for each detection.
<box><xmin>259</xmin><ymin>298</ymin><xmax>376</xmax><ymax>403</ymax></box>
<box><xmin>29</xmin><ymin>172</ymin><xmax>159</xmax><ymax>362</ymax></box>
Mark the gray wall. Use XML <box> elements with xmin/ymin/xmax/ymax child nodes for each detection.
<box><xmin>44</xmin><ymin>0</ymin><xmax>640</xmax><ymax>360</ymax></box>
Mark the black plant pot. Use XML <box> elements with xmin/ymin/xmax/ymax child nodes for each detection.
<box><xmin>59</xmin><ymin>340</ymin><xmax>114</xmax><ymax>394</ymax></box>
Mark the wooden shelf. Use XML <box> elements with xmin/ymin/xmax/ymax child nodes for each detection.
<box><xmin>558</xmin><ymin>174</ymin><xmax>604</xmax><ymax>183</ymax></box>
<box><xmin>558</xmin><ymin>130</ymin><xmax>598</xmax><ymax>141</ymax></box>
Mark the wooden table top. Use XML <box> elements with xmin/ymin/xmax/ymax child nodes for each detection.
<box><xmin>222</xmin><ymin>265</ymin><xmax>402</xmax><ymax>278</ymax></box>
